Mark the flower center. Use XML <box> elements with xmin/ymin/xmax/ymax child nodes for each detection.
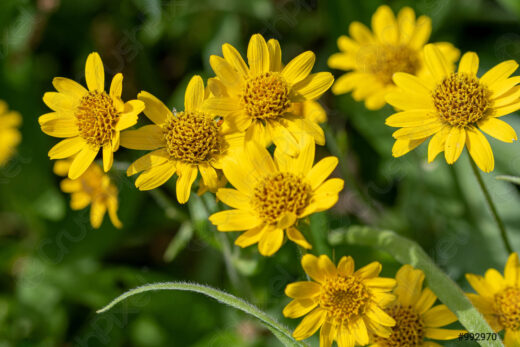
<box><xmin>76</xmin><ymin>91</ymin><xmax>120</xmax><ymax>146</ymax></box>
<box><xmin>432</xmin><ymin>73</ymin><xmax>491</xmax><ymax>127</ymax></box>
<box><xmin>360</xmin><ymin>44</ymin><xmax>420</xmax><ymax>85</ymax></box>
<box><xmin>251</xmin><ymin>172</ymin><xmax>311</xmax><ymax>224</ymax></box>
<box><xmin>242</xmin><ymin>72</ymin><xmax>291</xmax><ymax>120</ymax></box>
<box><xmin>162</xmin><ymin>111</ymin><xmax>221</xmax><ymax>164</ymax></box>
<box><xmin>494</xmin><ymin>286</ymin><xmax>520</xmax><ymax>330</ymax></box>
<box><xmin>319</xmin><ymin>275</ymin><xmax>370</xmax><ymax>322</ymax></box>
<box><xmin>376</xmin><ymin>305</ymin><xmax>425</xmax><ymax>347</ymax></box>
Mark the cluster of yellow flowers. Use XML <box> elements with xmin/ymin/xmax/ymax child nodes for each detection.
<box><xmin>35</xmin><ymin>4</ymin><xmax>520</xmax><ymax>346</ymax></box>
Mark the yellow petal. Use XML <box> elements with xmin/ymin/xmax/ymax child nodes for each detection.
<box><xmin>120</xmin><ymin>125</ymin><xmax>164</xmax><ymax>150</ymax></box>
<box><xmin>69</xmin><ymin>145</ymin><xmax>99</xmax><ymax>179</ymax></box>
<box><xmin>422</xmin><ymin>305</ymin><xmax>457</xmax><ymax>328</ymax></box>
<box><xmin>351</xmin><ymin>318</ymin><xmax>369</xmax><ymax>345</ymax></box>
<box><xmin>458</xmin><ymin>52</ymin><xmax>479</xmax><ymax>77</ymax></box>
<box><xmin>478</xmin><ymin>116</ymin><xmax>517</xmax><ymax>143</ymax></box>
<box><xmin>202</xmin><ymin>97</ymin><xmax>242</xmax><ymax>114</ymax></box>
<box><xmin>209</xmin><ymin>209</ymin><xmax>262</xmax><ymax>232</ymax></box>
<box><xmin>301</xmin><ymin>254</ymin><xmax>325</xmax><ymax>283</ymax></box>
<box><xmin>349</xmin><ymin>22</ymin><xmax>374</xmax><ymax>43</ymax></box>
<box><xmin>363</xmin><ymin>277</ymin><xmax>396</xmax><ymax>292</ymax></box>
<box><xmin>267</xmin><ymin>39</ymin><xmax>282</xmax><ymax>72</ymax></box>
<box><xmin>394</xmin><ymin>264</ymin><xmax>424</xmax><ymax>306</ymax></box>
<box><xmin>292</xmin><ymin>308</ymin><xmax>327</xmax><ymax>341</ymax></box>
<box><xmin>116</xmin><ymin>100</ymin><xmax>143</xmax><ymax>130</ymax></box>
<box><xmin>198</xmin><ymin>163</ymin><xmax>218</xmax><ymax>191</ymax></box>
<box><xmin>393</xmin><ymin>72</ymin><xmax>434</xmax><ymax>94</ymax></box>
<box><xmin>504</xmin><ymin>327</ymin><xmax>520</xmax><ymax>347</ymax></box>
<box><xmin>85</xmin><ymin>52</ymin><xmax>105</xmax><ymax>92</ymax></box>
<box><xmin>43</xmin><ymin>92</ymin><xmax>78</xmax><ymax>112</ymax></box>
<box><xmin>318</xmin><ymin>255</ymin><xmax>337</xmax><ymax>278</ymax></box>
<box><xmin>109</xmin><ymin>73</ymin><xmax>123</xmax><ymax>99</ymax></box>
<box><xmin>424</xmin><ymin>328</ymin><xmax>466</xmax><ymax>340</ymax></box>
<box><xmin>306</xmin><ymin>157</ymin><xmax>338</xmax><ymax>190</ymax></box>
<box><xmin>480</xmin><ymin>60</ymin><xmax>518</xmax><ymax>86</ymax></box>
<box><xmin>102</xmin><ymin>143</ymin><xmax>113</xmax><ymax>172</ymax></box>
<box><xmin>127</xmin><ymin>148</ymin><xmax>170</xmax><ymax>176</ymax></box>
<box><xmin>385</xmin><ymin>110</ymin><xmax>434</xmax><ymax>127</ymax></box>
<box><xmin>505</xmin><ymin>253</ymin><xmax>520</xmax><ymax>287</ymax></box>
<box><xmin>52</xmin><ymin>77</ymin><xmax>88</xmax><ymax>99</ymax></box>
<box><xmin>283</xmin><ymin>299</ymin><xmax>317</xmax><ymax>318</ymax></box>
<box><xmin>138</xmin><ymin>91</ymin><xmax>172</xmax><ymax>125</ymax></box>
<box><xmin>184</xmin><ymin>75</ymin><xmax>204</xmax><ymax>112</ymax></box>
<box><xmin>392</xmin><ymin>119</ymin><xmax>444</xmax><ymax>140</ymax></box>
<box><xmin>268</xmin><ymin>120</ymin><xmax>299</xmax><ymax>156</ymax></box>
<box><xmin>107</xmin><ymin>197</ymin><xmax>122</xmax><ymax>229</ymax></box>
<box><xmin>49</xmin><ymin>137</ymin><xmax>86</xmax><ymax>159</ymax></box>
<box><xmin>354</xmin><ymin>261</ymin><xmax>381</xmax><ymax>279</ymax></box>
<box><xmin>209</xmin><ymin>55</ymin><xmax>243</xmax><ymax>91</ymax></box>
<box><xmin>222</xmin><ymin>43</ymin><xmax>249</xmax><ymax>78</ymax></box>
<box><xmin>332</xmin><ymin>72</ymin><xmax>366</xmax><ymax>95</ymax></box>
<box><xmin>372</xmin><ymin>5</ymin><xmax>398</xmax><ymax>44</ymax></box>
<box><xmin>327</xmin><ymin>53</ymin><xmax>356</xmax><ymax>71</ymax></box>
<box><xmin>392</xmin><ymin>138</ymin><xmax>426</xmax><ymax>158</ymax></box>
<box><xmin>465</xmin><ymin>273</ymin><xmax>494</xmax><ymax>298</ymax></box>
<box><xmin>444</xmin><ymin>126</ymin><xmax>466</xmax><ymax>164</ymax></box>
<box><xmin>287</xmin><ymin>227</ymin><xmax>312</xmax><ymax>249</ymax></box>
<box><xmin>385</xmin><ymin>91</ymin><xmax>433</xmax><ymax>110</ymax></box>
<box><xmin>427</xmin><ymin>125</ymin><xmax>450</xmax><ymax>162</ymax></box>
<box><xmin>337</xmin><ymin>35</ymin><xmax>359</xmax><ymax>52</ymax></box>
<box><xmin>337</xmin><ymin>256</ymin><xmax>355</xmax><ymax>277</ymax></box>
<box><xmin>424</xmin><ymin>44</ymin><xmax>450</xmax><ymax>82</ymax></box>
<box><xmin>292</xmin><ymin>72</ymin><xmax>334</xmax><ymax>101</ymax></box>
<box><xmin>337</xmin><ymin>324</ymin><xmax>355</xmax><ymax>347</ymax></box>
<box><xmin>234</xmin><ymin>225</ymin><xmax>266</xmax><ymax>248</ymax></box>
<box><xmin>320</xmin><ymin>321</ymin><xmax>335</xmax><ymax>347</ymax></box>
<box><xmin>216</xmin><ymin>188</ymin><xmax>251</xmax><ymax>210</ymax></box>
<box><xmin>135</xmin><ymin>161</ymin><xmax>176</xmax><ymax>191</ymax></box>
<box><xmin>175</xmin><ymin>163</ymin><xmax>198</xmax><ymax>204</ymax></box>
<box><xmin>258</xmin><ymin>227</ymin><xmax>284</xmax><ymax>256</ymax></box>
<box><xmin>41</xmin><ymin>116</ymin><xmax>78</xmax><ymax>138</ymax></box>
<box><xmin>408</xmin><ymin>15</ymin><xmax>432</xmax><ymax>49</ymax></box>
<box><xmin>397</xmin><ymin>7</ymin><xmax>416</xmax><ymax>44</ymax></box>
<box><xmin>70</xmin><ymin>192</ymin><xmax>91</xmax><ymax>210</ymax></box>
<box><xmin>414</xmin><ymin>287</ymin><xmax>437</xmax><ymax>314</ymax></box>
<box><xmin>246</xmin><ymin>140</ymin><xmax>276</xmax><ymax>174</ymax></box>
<box><xmin>294</xmin><ymin>135</ymin><xmax>315</xmax><ymax>174</ymax></box>
<box><xmin>493</xmin><ymin>100</ymin><xmax>520</xmax><ymax>117</ymax></box>
<box><xmin>247</xmin><ymin>34</ymin><xmax>269</xmax><ymax>76</ymax></box>
<box><xmin>282</xmin><ymin>51</ymin><xmax>315</xmax><ymax>85</ymax></box>
<box><xmin>489</xmin><ymin>76</ymin><xmax>520</xmax><ymax>99</ymax></box>
<box><xmin>493</xmin><ymin>86</ymin><xmax>520</xmax><ymax>107</ymax></box>
<box><xmin>365</xmin><ymin>304</ymin><xmax>396</xmax><ymax>327</ymax></box>
<box><xmin>90</xmin><ymin>200</ymin><xmax>107</xmax><ymax>228</ymax></box>
<box><xmin>484</xmin><ymin>268</ymin><xmax>506</xmax><ymax>293</ymax></box>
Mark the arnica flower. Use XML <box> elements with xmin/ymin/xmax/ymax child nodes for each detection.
<box><xmin>466</xmin><ymin>253</ymin><xmax>520</xmax><ymax>345</ymax></box>
<box><xmin>386</xmin><ymin>45</ymin><xmax>519</xmax><ymax>172</ymax></box>
<box><xmin>54</xmin><ymin>159</ymin><xmax>122</xmax><ymax>229</ymax></box>
<box><xmin>39</xmin><ymin>52</ymin><xmax>145</xmax><ymax>179</ymax></box>
<box><xmin>373</xmin><ymin>265</ymin><xmax>465</xmax><ymax>347</ymax></box>
<box><xmin>283</xmin><ymin>254</ymin><xmax>396</xmax><ymax>346</ymax></box>
<box><xmin>205</xmin><ymin>34</ymin><xmax>334</xmax><ymax>155</ymax></box>
<box><xmin>121</xmin><ymin>75</ymin><xmax>243</xmax><ymax>204</ymax></box>
<box><xmin>209</xmin><ymin>137</ymin><xmax>343</xmax><ymax>256</ymax></box>
<box><xmin>0</xmin><ymin>100</ymin><xmax>22</xmax><ymax>167</ymax></box>
<box><xmin>328</xmin><ymin>5</ymin><xmax>459</xmax><ymax>110</ymax></box>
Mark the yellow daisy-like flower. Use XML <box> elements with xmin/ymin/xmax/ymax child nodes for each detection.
<box><xmin>205</xmin><ymin>34</ymin><xmax>334</xmax><ymax>155</ymax></box>
<box><xmin>209</xmin><ymin>137</ymin><xmax>343</xmax><ymax>256</ymax></box>
<box><xmin>373</xmin><ymin>265</ymin><xmax>464</xmax><ymax>347</ymax></box>
<box><xmin>39</xmin><ymin>52</ymin><xmax>145</xmax><ymax>179</ymax></box>
<box><xmin>0</xmin><ymin>100</ymin><xmax>22</xmax><ymax>167</ymax></box>
<box><xmin>120</xmin><ymin>75</ymin><xmax>243</xmax><ymax>204</ymax></box>
<box><xmin>283</xmin><ymin>254</ymin><xmax>396</xmax><ymax>346</ymax></box>
<box><xmin>386</xmin><ymin>45</ymin><xmax>519</xmax><ymax>172</ymax></box>
<box><xmin>466</xmin><ymin>253</ymin><xmax>520</xmax><ymax>346</ymax></box>
<box><xmin>328</xmin><ymin>5</ymin><xmax>459</xmax><ymax>110</ymax></box>
<box><xmin>54</xmin><ymin>159</ymin><xmax>122</xmax><ymax>229</ymax></box>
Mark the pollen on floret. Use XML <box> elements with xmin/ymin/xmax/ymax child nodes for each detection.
<box><xmin>242</xmin><ymin>72</ymin><xmax>291</xmax><ymax>120</ymax></box>
<box><xmin>362</xmin><ymin>45</ymin><xmax>420</xmax><ymax>85</ymax></box>
<box><xmin>375</xmin><ymin>304</ymin><xmax>425</xmax><ymax>347</ymax></box>
<box><xmin>319</xmin><ymin>275</ymin><xmax>371</xmax><ymax>321</ymax></box>
<box><xmin>76</xmin><ymin>91</ymin><xmax>120</xmax><ymax>146</ymax></box>
<box><xmin>494</xmin><ymin>286</ymin><xmax>520</xmax><ymax>330</ymax></box>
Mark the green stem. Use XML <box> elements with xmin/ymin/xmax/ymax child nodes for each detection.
<box><xmin>468</xmin><ymin>157</ymin><xmax>513</xmax><ymax>254</ymax></box>
<box><xmin>149</xmin><ymin>188</ymin><xmax>189</xmax><ymax>221</ymax></box>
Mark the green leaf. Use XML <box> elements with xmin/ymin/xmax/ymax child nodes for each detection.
<box><xmin>163</xmin><ymin>221</ymin><xmax>193</xmax><ymax>262</ymax></box>
<box><xmin>328</xmin><ymin>226</ymin><xmax>504</xmax><ymax>347</ymax></box>
<box><xmin>496</xmin><ymin>175</ymin><xmax>520</xmax><ymax>186</ymax></box>
<box><xmin>97</xmin><ymin>282</ymin><xmax>308</xmax><ymax>347</ymax></box>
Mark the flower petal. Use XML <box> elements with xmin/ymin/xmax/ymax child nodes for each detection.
<box><xmin>372</xmin><ymin>5</ymin><xmax>398</xmax><ymax>44</ymax></box>
<box><xmin>354</xmin><ymin>261</ymin><xmax>381</xmax><ymax>279</ymax></box>
<box><xmin>292</xmin><ymin>308</ymin><xmax>327</xmax><ymax>341</ymax></box>
<box><xmin>444</xmin><ymin>126</ymin><xmax>466</xmax><ymax>165</ymax></box>
<box><xmin>216</xmin><ymin>188</ymin><xmax>251</xmax><ymax>210</ymax></box>
<box><xmin>127</xmin><ymin>148</ymin><xmax>170</xmax><ymax>176</ymax></box>
<box><xmin>467</xmin><ymin>127</ymin><xmax>495</xmax><ymax>173</ymax></box>
<box><xmin>408</xmin><ymin>16</ymin><xmax>432</xmax><ymax>49</ymax></box>
<box><xmin>85</xmin><ymin>52</ymin><xmax>105</xmax><ymax>92</ymax></box>
<box><xmin>209</xmin><ymin>209</ymin><xmax>262</xmax><ymax>232</ymax></box>
<box><xmin>458</xmin><ymin>52</ymin><xmax>479</xmax><ymax>77</ymax></box>
<box><xmin>283</xmin><ymin>299</ymin><xmax>318</xmax><ymax>319</ymax></box>
<box><xmin>306</xmin><ymin>157</ymin><xmax>338</xmax><ymax>190</ymax></box>
<box><xmin>422</xmin><ymin>305</ymin><xmax>457</xmax><ymax>328</ymax></box>
<box><xmin>102</xmin><ymin>143</ymin><xmax>113</xmax><ymax>172</ymax></box>
<box><xmin>478</xmin><ymin>116</ymin><xmax>517</xmax><ymax>143</ymax></box>
<box><xmin>48</xmin><ymin>137</ymin><xmax>86</xmax><ymax>159</ymax></box>
<box><xmin>222</xmin><ymin>43</ymin><xmax>249</xmax><ymax>78</ymax></box>
<box><xmin>52</xmin><ymin>77</ymin><xmax>88</xmax><ymax>99</ymax></box>
<box><xmin>41</xmin><ymin>117</ymin><xmax>78</xmax><ymax>138</ymax></box>
<box><xmin>69</xmin><ymin>145</ymin><xmax>99</xmax><ymax>179</ymax></box>
<box><xmin>385</xmin><ymin>110</ymin><xmax>435</xmax><ymax>127</ymax></box>
<box><xmin>247</xmin><ymin>34</ymin><xmax>269</xmax><ymax>76</ymax></box>
<box><xmin>184</xmin><ymin>75</ymin><xmax>205</xmax><ymax>112</ymax></box>
<box><xmin>480</xmin><ymin>60</ymin><xmax>518</xmax><ymax>86</ymax></box>
<box><xmin>427</xmin><ymin>125</ymin><xmax>450</xmax><ymax>162</ymax></box>
<box><xmin>258</xmin><ymin>227</ymin><xmax>284</xmax><ymax>256</ymax></box>
<box><xmin>292</xmin><ymin>72</ymin><xmax>334</xmax><ymax>102</ymax></box>
<box><xmin>282</xmin><ymin>51</ymin><xmax>316</xmax><ymax>85</ymax></box>
<box><xmin>120</xmin><ymin>125</ymin><xmax>164</xmax><ymax>150</ymax></box>
<box><xmin>176</xmin><ymin>163</ymin><xmax>198</xmax><ymax>204</ymax></box>
<box><xmin>234</xmin><ymin>225</ymin><xmax>266</xmax><ymax>248</ymax></box>
<box><xmin>424</xmin><ymin>44</ymin><xmax>450</xmax><ymax>82</ymax></box>
<box><xmin>267</xmin><ymin>39</ymin><xmax>282</xmax><ymax>72</ymax></box>
<box><xmin>109</xmin><ymin>73</ymin><xmax>123</xmax><ymax>99</ymax></box>
<box><xmin>391</xmin><ymin>119</ymin><xmax>444</xmax><ymax>140</ymax></box>
<box><xmin>135</xmin><ymin>161</ymin><xmax>176</xmax><ymax>191</ymax></box>
<box><xmin>138</xmin><ymin>91</ymin><xmax>172</xmax><ymax>125</ymax></box>
<box><xmin>287</xmin><ymin>227</ymin><xmax>312</xmax><ymax>249</ymax></box>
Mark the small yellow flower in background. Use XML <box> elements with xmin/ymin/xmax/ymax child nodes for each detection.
<box><xmin>283</xmin><ymin>254</ymin><xmax>396</xmax><ymax>346</ymax></box>
<box><xmin>121</xmin><ymin>75</ymin><xmax>243</xmax><ymax>204</ymax></box>
<box><xmin>466</xmin><ymin>253</ymin><xmax>520</xmax><ymax>346</ymax></box>
<box><xmin>328</xmin><ymin>5</ymin><xmax>459</xmax><ymax>110</ymax></box>
<box><xmin>373</xmin><ymin>265</ymin><xmax>464</xmax><ymax>347</ymax></box>
<box><xmin>39</xmin><ymin>52</ymin><xmax>145</xmax><ymax>179</ymax></box>
<box><xmin>386</xmin><ymin>45</ymin><xmax>519</xmax><ymax>172</ymax></box>
<box><xmin>205</xmin><ymin>34</ymin><xmax>334</xmax><ymax>155</ymax></box>
<box><xmin>209</xmin><ymin>136</ymin><xmax>343</xmax><ymax>256</ymax></box>
<box><xmin>0</xmin><ymin>100</ymin><xmax>22</xmax><ymax>167</ymax></box>
<box><xmin>54</xmin><ymin>159</ymin><xmax>122</xmax><ymax>229</ymax></box>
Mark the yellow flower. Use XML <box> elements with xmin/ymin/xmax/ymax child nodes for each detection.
<box><xmin>283</xmin><ymin>254</ymin><xmax>396</xmax><ymax>346</ymax></box>
<box><xmin>373</xmin><ymin>265</ymin><xmax>465</xmax><ymax>347</ymax></box>
<box><xmin>205</xmin><ymin>34</ymin><xmax>334</xmax><ymax>155</ymax></box>
<box><xmin>209</xmin><ymin>136</ymin><xmax>343</xmax><ymax>256</ymax></box>
<box><xmin>0</xmin><ymin>100</ymin><xmax>22</xmax><ymax>166</ymax></box>
<box><xmin>328</xmin><ymin>5</ymin><xmax>459</xmax><ymax>110</ymax></box>
<box><xmin>120</xmin><ymin>75</ymin><xmax>243</xmax><ymax>204</ymax></box>
<box><xmin>466</xmin><ymin>253</ymin><xmax>520</xmax><ymax>346</ymax></box>
<box><xmin>54</xmin><ymin>159</ymin><xmax>122</xmax><ymax>229</ymax></box>
<box><xmin>39</xmin><ymin>52</ymin><xmax>145</xmax><ymax>179</ymax></box>
<box><xmin>386</xmin><ymin>45</ymin><xmax>519</xmax><ymax>172</ymax></box>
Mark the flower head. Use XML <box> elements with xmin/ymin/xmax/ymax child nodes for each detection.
<box><xmin>466</xmin><ymin>253</ymin><xmax>520</xmax><ymax>345</ymax></box>
<box><xmin>386</xmin><ymin>45</ymin><xmax>520</xmax><ymax>172</ymax></box>
<box><xmin>205</xmin><ymin>34</ymin><xmax>334</xmax><ymax>155</ymax></box>
<box><xmin>283</xmin><ymin>254</ymin><xmax>396</xmax><ymax>346</ymax></box>
<box><xmin>209</xmin><ymin>136</ymin><xmax>343</xmax><ymax>256</ymax></box>
<box><xmin>0</xmin><ymin>100</ymin><xmax>22</xmax><ymax>167</ymax></box>
<box><xmin>328</xmin><ymin>5</ymin><xmax>459</xmax><ymax>110</ymax></box>
<box><xmin>373</xmin><ymin>265</ymin><xmax>464</xmax><ymax>347</ymax></box>
<box><xmin>54</xmin><ymin>159</ymin><xmax>122</xmax><ymax>229</ymax></box>
<box><xmin>121</xmin><ymin>75</ymin><xmax>243</xmax><ymax>204</ymax></box>
<box><xmin>40</xmin><ymin>52</ymin><xmax>144</xmax><ymax>179</ymax></box>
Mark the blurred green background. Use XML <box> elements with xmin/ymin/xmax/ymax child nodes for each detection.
<box><xmin>1</xmin><ymin>0</ymin><xmax>520</xmax><ymax>346</ymax></box>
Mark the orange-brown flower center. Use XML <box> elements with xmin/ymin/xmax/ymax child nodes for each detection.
<box><xmin>433</xmin><ymin>73</ymin><xmax>490</xmax><ymax>127</ymax></box>
<box><xmin>360</xmin><ymin>44</ymin><xmax>420</xmax><ymax>85</ymax></box>
<box><xmin>251</xmin><ymin>172</ymin><xmax>311</xmax><ymax>224</ymax></box>
<box><xmin>76</xmin><ymin>91</ymin><xmax>120</xmax><ymax>146</ymax></box>
<box><xmin>494</xmin><ymin>286</ymin><xmax>520</xmax><ymax>330</ymax></box>
<box><xmin>319</xmin><ymin>275</ymin><xmax>370</xmax><ymax>322</ymax></box>
<box><xmin>242</xmin><ymin>72</ymin><xmax>291</xmax><ymax>120</ymax></box>
<box><xmin>162</xmin><ymin>111</ymin><xmax>221</xmax><ymax>164</ymax></box>
<box><xmin>376</xmin><ymin>304</ymin><xmax>425</xmax><ymax>347</ymax></box>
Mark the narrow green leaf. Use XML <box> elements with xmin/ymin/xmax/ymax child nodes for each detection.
<box><xmin>97</xmin><ymin>282</ymin><xmax>308</xmax><ymax>347</ymax></box>
<box><xmin>496</xmin><ymin>175</ymin><xmax>520</xmax><ymax>186</ymax></box>
<box><xmin>163</xmin><ymin>221</ymin><xmax>193</xmax><ymax>262</ymax></box>
<box><xmin>328</xmin><ymin>226</ymin><xmax>504</xmax><ymax>347</ymax></box>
